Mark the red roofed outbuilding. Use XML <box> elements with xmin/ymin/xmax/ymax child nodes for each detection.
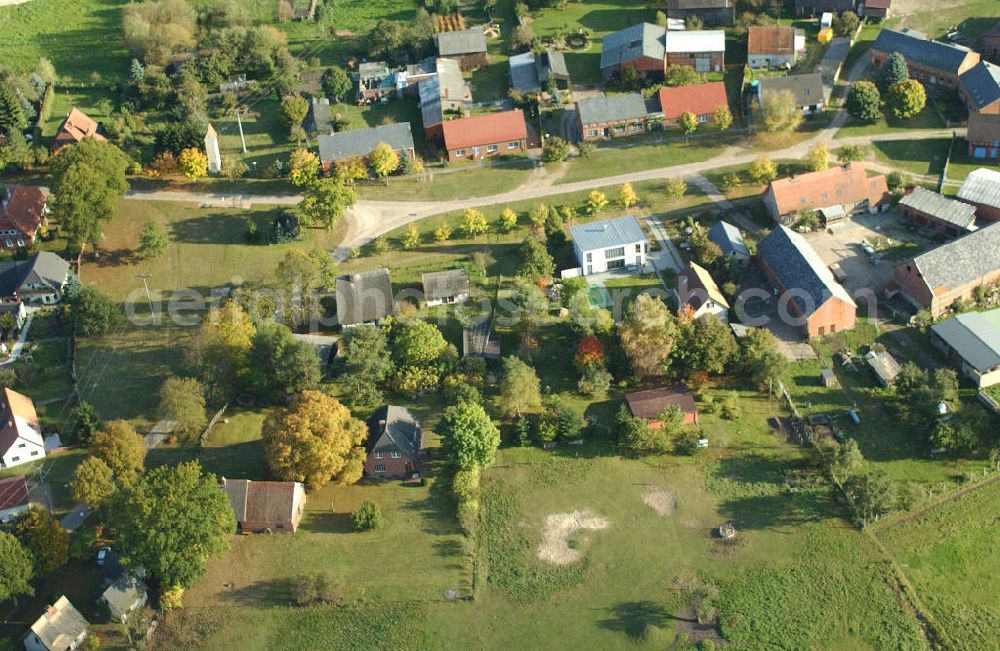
<box><xmin>764</xmin><ymin>163</ymin><xmax>889</xmax><ymax>225</ymax></box>
<box><xmin>50</xmin><ymin>107</ymin><xmax>105</xmax><ymax>153</ymax></box>
<box><xmin>441</xmin><ymin>110</ymin><xmax>529</xmax><ymax>162</ymax></box>
<box><xmin>657</xmin><ymin>81</ymin><xmax>729</xmax><ymax>127</ymax></box>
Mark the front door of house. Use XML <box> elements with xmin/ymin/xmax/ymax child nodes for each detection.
<box><xmin>473</xmin><ymin>146</ymin><xmax>481</xmax><ymax>158</ymax></box>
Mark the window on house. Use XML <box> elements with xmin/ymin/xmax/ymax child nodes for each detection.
<box><xmin>631</xmin><ymin>123</ymin><xmax>643</xmax><ymax>130</ymax></box>
<box><xmin>508</xmin><ymin>141</ymin><xmax>519</xmax><ymax>149</ymax></box>
<box><xmin>10</xmin><ymin>457</ymin><xmax>18</xmax><ymax>463</ymax></box>
<box><xmin>605</xmin><ymin>246</ymin><xmax>625</xmax><ymax>259</ymax></box>
<box><xmin>374</xmin><ymin>452</ymin><xmax>383</xmax><ymax>459</ymax></box>
<box><xmin>486</xmin><ymin>144</ymin><xmax>498</xmax><ymax>153</ymax></box>
<box><xmin>614</xmin><ymin>125</ymin><xmax>625</xmax><ymax>133</ymax></box>
<box><xmin>390</xmin><ymin>451</ymin><xmax>401</xmax><ymax>459</ymax></box>
<box><xmin>698</xmin><ymin>114</ymin><xmax>709</xmax><ymax>123</ymax></box>
<box><xmin>18</xmin><ymin>443</ymin><xmax>25</xmax><ymax>448</ymax></box>
<box><xmin>30</xmin><ymin>451</ymin><xmax>38</xmax><ymax>457</ymax></box>
<box><xmin>585</xmin><ymin>252</ymin><xmax>592</xmax><ymax>262</ymax></box>
<box><xmin>822</xmin><ymin>192</ymin><xmax>829</xmax><ymax>200</ymax></box>
<box><xmin>455</xmin><ymin>149</ymin><xmax>465</xmax><ymax>157</ymax></box>
<box><xmin>587</xmin><ymin>129</ymin><xmax>599</xmax><ymax>137</ymax></box>
<box><xmin>374</xmin><ymin>464</ymin><xmax>386</xmax><ymax>473</ymax></box>
<box><xmin>635</xmin><ymin>243</ymin><xmax>642</xmax><ymax>253</ymax></box>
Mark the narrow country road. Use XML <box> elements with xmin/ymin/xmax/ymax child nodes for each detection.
<box><xmin>122</xmin><ymin>115</ymin><xmax>963</xmax><ymax>260</ymax></box>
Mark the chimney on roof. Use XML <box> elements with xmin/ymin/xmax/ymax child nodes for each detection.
<box><xmin>379</xmin><ymin>419</ymin><xmax>386</xmax><ymax>431</ymax></box>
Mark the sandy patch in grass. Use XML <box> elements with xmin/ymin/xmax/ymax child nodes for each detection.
<box><xmin>538</xmin><ymin>511</ymin><xmax>609</xmax><ymax>565</ymax></box>
<box><xmin>643</xmin><ymin>486</ymin><xmax>676</xmax><ymax>517</ymax></box>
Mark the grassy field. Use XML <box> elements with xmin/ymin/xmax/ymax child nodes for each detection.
<box><xmin>153</xmin><ymin>381</ymin><xmax>926</xmax><ymax>649</ymax></box>
<box><xmin>877</xmin><ymin>478</ymin><xmax>1000</xmax><ymax>650</ymax></box>
<box><xmin>0</xmin><ymin>449</ymin><xmax>88</xmax><ymax>514</ymax></box>
<box><xmin>0</xmin><ymin>0</ymin><xmax>129</xmax><ymax>81</ymax></box>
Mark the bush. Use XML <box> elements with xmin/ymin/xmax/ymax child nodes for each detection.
<box><xmin>351</xmin><ymin>500</ymin><xmax>384</xmax><ymax>531</ymax></box>
<box><xmin>294</xmin><ymin>572</ymin><xmax>342</xmax><ymax>605</ymax></box>
<box><xmin>452</xmin><ymin>466</ymin><xmax>480</xmax><ymax>503</ymax></box>
<box><xmin>160</xmin><ymin>585</ymin><xmax>185</xmax><ymax>610</ymax></box>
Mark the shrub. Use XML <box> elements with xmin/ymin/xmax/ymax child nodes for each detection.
<box><xmin>351</xmin><ymin>500</ymin><xmax>384</xmax><ymax>531</ymax></box>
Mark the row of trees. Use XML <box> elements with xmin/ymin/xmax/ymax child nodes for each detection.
<box><xmin>847</xmin><ymin>53</ymin><xmax>927</xmax><ymax>122</ymax></box>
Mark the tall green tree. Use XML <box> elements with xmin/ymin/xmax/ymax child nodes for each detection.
<box><xmin>137</xmin><ymin>220</ymin><xmax>168</xmax><ymax>259</ymax></box>
<box><xmin>846</xmin><ymin>471</ymin><xmax>897</xmax><ymax>527</ymax></box>
<box><xmin>157</xmin><ymin>377</ymin><xmax>207</xmax><ymax>441</ymax></box>
<box><xmin>846</xmin><ymin>81</ymin><xmax>881</xmax><ymax>121</ymax></box>
<box><xmin>0</xmin><ymin>532</ymin><xmax>33</xmax><ymax>603</ymax></box>
<box><xmin>368</xmin><ymin>142</ymin><xmax>400</xmax><ymax>183</ymax></box>
<box><xmin>321</xmin><ymin>66</ymin><xmax>352</xmax><ymax>102</ymax></box>
<box><xmin>391</xmin><ymin>319</ymin><xmax>448</xmax><ymax>367</ymax></box>
<box><xmin>671</xmin><ymin>315</ymin><xmax>736</xmax><ymax>378</ymax></box>
<box><xmin>13</xmin><ymin>507</ymin><xmax>69</xmax><ymax>575</ymax></box>
<box><xmin>280</xmin><ymin>94</ymin><xmax>309</xmax><ymax>128</ymax></box>
<box><xmin>187</xmin><ymin>301</ymin><xmax>256</xmax><ymax>403</ymax></box>
<box><xmin>273</xmin><ymin>249</ymin><xmax>335</xmax><ymax>326</ymax></box>
<box><xmin>49</xmin><ymin>139</ymin><xmax>130</xmax><ymax>253</ymax></box>
<box><xmin>298</xmin><ymin>177</ymin><xmax>357</xmax><ymax>229</ymax></box>
<box><xmin>619</xmin><ymin>294</ymin><xmax>676</xmax><ymax>378</ymax></box>
<box><xmin>739</xmin><ymin>327</ymin><xmax>788</xmax><ymax>391</ymax></box>
<box><xmin>878</xmin><ymin>52</ymin><xmax>909</xmax><ymax>91</ymax></box>
<box><xmin>0</xmin><ymin>82</ymin><xmax>28</xmax><ymax>136</ymax></box>
<box><xmin>517</xmin><ymin>237</ymin><xmax>555</xmax><ymax>281</ymax></box>
<box><xmin>340</xmin><ymin>325</ymin><xmax>394</xmax><ymax>407</ymax></box>
<box><xmin>71</xmin><ymin>286</ymin><xmax>124</xmax><ymax>337</ymax></box>
<box><xmin>439</xmin><ymin>401</ymin><xmax>501</xmax><ymax>469</ymax></box>
<box><xmin>70</xmin><ymin>401</ymin><xmax>103</xmax><ymax>445</ymax></box>
<box><xmin>498</xmin><ymin>356</ymin><xmax>541</xmax><ymax>417</ymax></box>
<box><xmin>110</xmin><ymin>461</ymin><xmax>234</xmax><ymax>590</ymax></box>
<box><xmin>248</xmin><ymin>324</ymin><xmax>321</xmax><ymax>403</ymax></box>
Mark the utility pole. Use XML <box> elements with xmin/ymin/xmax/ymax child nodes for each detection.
<box><xmin>235</xmin><ymin>108</ymin><xmax>248</xmax><ymax>153</ymax></box>
<box><xmin>136</xmin><ymin>273</ymin><xmax>155</xmax><ymax>322</ymax></box>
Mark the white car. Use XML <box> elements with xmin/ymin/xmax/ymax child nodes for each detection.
<box><xmin>96</xmin><ymin>547</ymin><xmax>111</xmax><ymax>566</ymax></box>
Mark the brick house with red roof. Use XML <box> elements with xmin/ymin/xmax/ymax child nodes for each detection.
<box><xmin>365</xmin><ymin>405</ymin><xmax>425</xmax><ymax>479</ymax></box>
<box><xmin>764</xmin><ymin>163</ymin><xmax>889</xmax><ymax>225</ymax></box>
<box><xmin>221</xmin><ymin>478</ymin><xmax>306</xmax><ymax>533</ymax></box>
<box><xmin>656</xmin><ymin>81</ymin><xmax>728</xmax><ymax>128</ymax></box>
<box><xmin>440</xmin><ymin>110</ymin><xmax>528</xmax><ymax>162</ymax></box>
<box><xmin>625</xmin><ymin>386</ymin><xmax>699</xmax><ymax>429</ymax></box>
<box><xmin>0</xmin><ymin>186</ymin><xmax>48</xmax><ymax>249</ymax></box>
<box><xmin>0</xmin><ymin>476</ymin><xmax>32</xmax><ymax>523</ymax></box>
<box><xmin>50</xmin><ymin>107</ymin><xmax>105</xmax><ymax>153</ymax></box>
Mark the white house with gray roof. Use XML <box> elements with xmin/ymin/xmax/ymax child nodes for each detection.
<box><xmin>0</xmin><ymin>252</ymin><xmax>70</xmax><ymax>304</ymax></box>
<box><xmin>930</xmin><ymin>307</ymin><xmax>1000</xmax><ymax>388</ymax></box>
<box><xmin>757</xmin><ymin>73</ymin><xmax>826</xmax><ymax>113</ymax></box>
<box><xmin>569</xmin><ymin>216</ymin><xmax>647</xmax><ymax>275</ymax></box>
<box><xmin>577</xmin><ymin>93</ymin><xmax>649</xmax><ymax>141</ymax></box>
<box><xmin>316</xmin><ymin>123</ymin><xmax>415</xmax><ymax>171</ymax></box>
<box><xmin>23</xmin><ymin>596</ymin><xmax>88</xmax><ymax>651</ymax></box>
<box><xmin>708</xmin><ymin>221</ymin><xmax>750</xmax><ymax>264</ymax></box>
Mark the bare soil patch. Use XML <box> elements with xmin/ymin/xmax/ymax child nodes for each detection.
<box><xmin>537</xmin><ymin>511</ymin><xmax>610</xmax><ymax>565</ymax></box>
<box><xmin>643</xmin><ymin>486</ymin><xmax>676</xmax><ymax>517</ymax></box>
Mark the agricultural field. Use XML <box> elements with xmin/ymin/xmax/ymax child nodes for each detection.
<box><xmin>876</xmin><ymin>479</ymin><xmax>1000</xmax><ymax>650</ymax></box>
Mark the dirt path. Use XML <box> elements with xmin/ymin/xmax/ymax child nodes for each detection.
<box><xmin>537</xmin><ymin>511</ymin><xmax>610</xmax><ymax>565</ymax></box>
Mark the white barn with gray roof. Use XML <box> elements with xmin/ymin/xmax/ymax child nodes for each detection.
<box><xmin>898</xmin><ymin>187</ymin><xmax>977</xmax><ymax>237</ymax></box>
<box><xmin>569</xmin><ymin>216</ymin><xmax>647</xmax><ymax>275</ymax></box>
<box><xmin>930</xmin><ymin>307</ymin><xmax>1000</xmax><ymax>387</ymax></box>
<box><xmin>957</xmin><ymin>168</ymin><xmax>1000</xmax><ymax>221</ymax></box>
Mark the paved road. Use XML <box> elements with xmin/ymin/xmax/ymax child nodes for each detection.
<box><xmin>60</xmin><ymin>504</ymin><xmax>88</xmax><ymax>532</ymax></box>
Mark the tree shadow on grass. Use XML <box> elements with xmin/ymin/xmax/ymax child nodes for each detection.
<box><xmin>301</xmin><ymin>510</ymin><xmax>355</xmax><ymax>534</ymax></box>
<box><xmin>200</xmin><ymin>440</ymin><xmax>266</xmax><ymax>479</ymax></box>
<box><xmin>598</xmin><ymin>600</ymin><xmax>674</xmax><ymax>639</ymax></box>
<box><xmin>719</xmin><ymin>489</ymin><xmax>834</xmax><ymax>531</ymax></box>
<box><xmin>168</xmin><ymin>210</ymin><xmax>281</xmax><ymax>245</ymax></box>
<box><xmin>220</xmin><ymin>578</ymin><xmax>296</xmax><ymax>607</ymax></box>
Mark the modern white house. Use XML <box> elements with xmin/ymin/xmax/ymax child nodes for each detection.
<box><xmin>100</xmin><ymin>573</ymin><xmax>148</xmax><ymax>623</ymax></box>
<box><xmin>0</xmin><ymin>388</ymin><xmax>45</xmax><ymax>469</ymax></box>
<box><xmin>569</xmin><ymin>216</ymin><xmax>647</xmax><ymax>276</ymax></box>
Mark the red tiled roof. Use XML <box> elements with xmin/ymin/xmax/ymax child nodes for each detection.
<box><xmin>768</xmin><ymin>163</ymin><xmax>889</xmax><ymax>216</ymax></box>
<box><xmin>657</xmin><ymin>81</ymin><xmax>728</xmax><ymax>121</ymax></box>
<box><xmin>52</xmin><ymin>107</ymin><xmax>105</xmax><ymax>150</ymax></box>
<box><xmin>865</xmin><ymin>0</ymin><xmax>892</xmax><ymax>8</ymax></box>
<box><xmin>748</xmin><ymin>26</ymin><xmax>795</xmax><ymax>55</ymax></box>
<box><xmin>0</xmin><ymin>476</ymin><xmax>29</xmax><ymax>511</ymax></box>
<box><xmin>625</xmin><ymin>386</ymin><xmax>698</xmax><ymax>420</ymax></box>
<box><xmin>441</xmin><ymin>109</ymin><xmax>528</xmax><ymax>151</ymax></box>
<box><xmin>222</xmin><ymin>478</ymin><xmax>301</xmax><ymax>529</ymax></box>
<box><xmin>0</xmin><ymin>186</ymin><xmax>47</xmax><ymax>237</ymax></box>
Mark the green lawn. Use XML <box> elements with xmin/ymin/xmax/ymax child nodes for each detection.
<box><xmin>0</xmin><ymin>0</ymin><xmax>129</xmax><ymax>82</ymax></box>
<box><xmin>835</xmin><ymin>107</ymin><xmax>946</xmax><ymax>140</ymax></box>
<box><xmin>555</xmin><ymin>134</ymin><xmax>739</xmax><ymax>185</ymax></box>
<box><xmin>357</xmin><ymin>158</ymin><xmax>536</xmax><ymax>202</ymax></box>
<box><xmin>788</xmin><ymin>324</ymin><xmax>992</xmax><ymax>489</ymax></box>
<box><xmin>877</xmin><ymin>479</ymin><xmax>1000</xmax><ymax>650</ymax></box>
<box><xmin>871</xmin><ymin>138</ymin><xmax>951</xmax><ymax>178</ymax></box>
